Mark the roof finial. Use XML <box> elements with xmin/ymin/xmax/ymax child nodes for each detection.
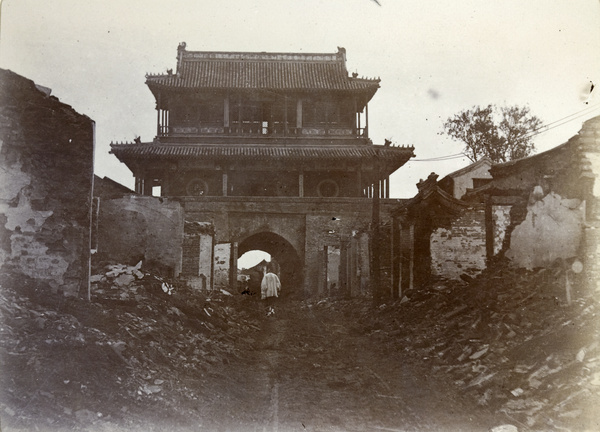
<box><xmin>178</xmin><ymin>41</ymin><xmax>187</xmax><ymax>51</ymax></box>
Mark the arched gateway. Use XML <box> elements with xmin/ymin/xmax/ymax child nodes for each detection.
<box><xmin>110</xmin><ymin>44</ymin><xmax>414</xmax><ymax>297</ymax></box>
<box><xmin>238</xmin><ymin>232</ymin><xmax>302</xmax><ymax>295</ymax></box>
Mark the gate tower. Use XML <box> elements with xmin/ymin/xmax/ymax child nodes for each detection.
<box><xmin>110</xmin><ymin>43</ymin><xmax>414</xmax><ymax>296</ymax></box>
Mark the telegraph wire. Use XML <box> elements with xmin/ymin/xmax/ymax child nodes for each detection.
<box><xmin>522</xmin><ymin>102</ymin><xmax>600</xmax><ymax>140</ymax></box>
<box><xmin>535</xmin><ymin>102</ymin><xmax>600</xmax><ymax>130</ymax></box>
<box><xmin>409</xmin><ymin>103</ymin><xmax>600</xmax><ymax>162</ymax></box>
<box><xmin>411</xmin><ymin>152</ymin><xmax>467</xmax><ymax>162</ymax></box>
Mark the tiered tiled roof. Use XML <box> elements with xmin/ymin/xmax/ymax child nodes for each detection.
<box><xmin>146</xmin><ymin>45</ymin><xmax>380</xmax><ymax>93</ymax></box>
<box><xmin>110</xmin><ymin>141</ymin><xmax>414</xmax><ymax>175</ymax></box>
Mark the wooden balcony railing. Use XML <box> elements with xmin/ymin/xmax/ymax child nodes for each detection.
<box><xmin>159</xmin><ymin>122</ymin><xmax>368</xmax><ymax>138</ymax></box>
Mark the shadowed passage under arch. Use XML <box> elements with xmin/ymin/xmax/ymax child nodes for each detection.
<box><xmin>238</xmin><ymin>232</ymin><xmax>303</xmax><ymax>298</ymax></box>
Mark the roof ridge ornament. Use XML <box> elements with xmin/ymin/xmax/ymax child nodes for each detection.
<box><xmin>176</xmin><ymin>42</ymin><xmax>187</xmax><ymax>77</ymax></box>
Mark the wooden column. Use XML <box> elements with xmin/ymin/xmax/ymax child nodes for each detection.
<box><xmin>284</xmin><ymin>95</ymin><xmax>288</xmax><ymax>135</ymax></box>
<box><xmin>409</xmin><ymin>224</ymin><xmax>415</xmax><ymax>291</ymax></box>
<box><xmin>296</xmin><ymin>98</ymin><xmax>302</xmax><ymax>129</ymax></box>
<box><xmin>156</xmin><ymin>94</ymin><xmax>161</xmax><ymax>136</ymax></box>
<box><xmin>222</xmin><ymin>172</ymin><xmax>228</xmax><ymax>197</ymax></box>
<box><xmin>224</xmin><ymin>96</ymin><xmax>230</xmax><ymax>129</ymax></box>
<box><xmin>156</xmin><ymin>109</ymin><xmax>161</xmax><ymax>136</ymax></box>
<box><xmin>238</xmin><ymin>94</ymin><xmax>242</xmax><ymax>134</ymax></box>
<box><xmin>357</xmin><ymin>168</ymin><xmax>362</xmax><ymax>197</ymax></box>
<box><xmin>371</xmin><ymin>175</ymin><xmax>381</xmax><ymax>305</ymax></box>
<box><xmin>299</xmin><ymin>171</ymin><xmax>304</xmax><ymax>197</ymax></box>
<box><xmin>395</xmin><ymin>222</ymin><xmax>402</xmax><ymax>299</ymax></box>
<box><xmin>340</xmin><ymin>240</ymin><xmax>349</xmax><ymax>298</ymax></box>
<box><xmin>353</xmin><ymin>98</ymin><xmax>358</xmax><ymax>133</ymax></box>
<box><xmin>365</xmin><ymin>103</ymin><xmax>369</xmax><ymax>137</ymax></box>
<box><xmin>386</xmin><ymin>175</ymin><xmax>390</xmax><ymax>198</ymax></box>
<box><xmin>230</xmin><ymin>241</ymin><xmax>238</xmax><ymax>292</ymax></box>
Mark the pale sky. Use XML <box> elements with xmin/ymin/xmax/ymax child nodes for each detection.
<box><xmin>1</xmin><ymin>0</ymin><xmax>599</xmax><ymax>199</ymax></box>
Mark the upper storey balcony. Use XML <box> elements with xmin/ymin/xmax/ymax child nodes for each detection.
<box><xmin>147</xmin><ymin>45</ymin><xmax>380</xmax><ymax>145</ymax></box>
<box><xmin>157</xmin><ymin>95</ymin><xmax>371</xmax><ymax>144</ymax></box>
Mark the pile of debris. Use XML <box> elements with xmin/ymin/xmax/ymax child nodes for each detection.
<box><xmin>337</xmin><ymin>260</ymin><xmax>599</xmax><ymax>431</ymax></box>
<box><xmin>0</xmin><ymin>261</ymin><xmax>262</xmax><ymax>430</ymax></box>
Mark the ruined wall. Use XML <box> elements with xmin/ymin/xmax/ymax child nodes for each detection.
<box><xmin>506</xmin><ymin>189</ymin><xmax>585</xmax><ymax>270</ymax></box>
<box><xmin>491</xmin><ymin>205</ymin><xmax>512</xmax><ymax>256</ymax></box>
<box><xmin>97</xmin><ymin>196</ymin><xmax>183</xmax><ymax>276</ymax></box>
<box><xmin>326</xmin><ymin>245</ymin><xmax>341</xmax><ymax>295</ymax></box>
<box><xmin>304</xmin><ymin>211</ymin><xmax>371</xmax><ymax>296</ymax></box>
<box><xmin>213</xmin><ymin>243</ymin><xmax>231</xmax><ymax>289</ymax></box>
<box><xmin>430</xmin><ymin>206</ymin><xmax>486</xmax><ymax>280</ymax></box>
<box><xmin>397</xmin><ymin>223</ymin><xmax>414</xmax><ymax>293</ymax></box>
<box><xmin>0</xmin><ymin>69</ymin><xmax>94</xmax><ymax>295</ymax></box>
<box><xmin>181</xmin><ymin>221</ymin><xmax>213</xmax><ymax>290</ymax></box>
<box><xmin>93</xmin><ymin>175</ymin><xmax>134</xmax><ymax>199</ymax></box>
<box><xmin>578</xmin><ymin>118</ymin><xmax>600</xmax><ymax>290</ymax></box>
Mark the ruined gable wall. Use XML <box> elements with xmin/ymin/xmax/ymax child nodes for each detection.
<box><xmin>579</xmin><ymin>119</ymin><xmax>600</xmax><ymax>289</ymax></box>
<box><xmin>488</xmin><ymin>117</ymin><xmax>600</xmax><ymax>281</ymax></box>
<box><xmin>506</xmin><ymin>189</ymin><xmax>585</xmax><ymax>269</ymax></box>
<box><xmin>0</xmin><ymin>69</ymin><xmax>94</xmax><ymax>295</ymax></box>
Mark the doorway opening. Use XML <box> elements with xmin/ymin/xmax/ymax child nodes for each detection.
<box><xmin>237</xmin><ymin>232</ymin><xmax>303</xmax><ymax>299</ymax></box>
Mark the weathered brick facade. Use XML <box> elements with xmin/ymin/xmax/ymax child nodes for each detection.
<box><xmin>430</xmin><ymin>205</ymin><xmax>486</xmax><ymax>279</ymax></box>
<box><xmin>392</xmin><ymin>173</ymin><xmax>484</xmax><ymax>289</ymax></box>
<box><xmin>0</xmin><ymin>69</ymin><xmax>95</xmax><ymax>295</ymax></box>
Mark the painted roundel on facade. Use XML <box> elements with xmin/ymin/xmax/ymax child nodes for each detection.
<box><xmin>186</xmin><ymin>178</ymin><xmax>209</xmax><ymax>196</ymax></box>
<box><xmin>317</xmin><ymin>179</ymin><xmax>339</xmax><ymax>198</ymax></box>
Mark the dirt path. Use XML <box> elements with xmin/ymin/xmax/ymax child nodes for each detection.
<box><xmin>198</xmin><ymin>298</ymin><xmax>501</xmax><ymax>432</ymax></box>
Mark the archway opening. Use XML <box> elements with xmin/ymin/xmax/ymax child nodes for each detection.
<box><xmin>237</xmin><ymin>232</ymin><xmax>303</xmax><ymax>299</ymax></box>
<box><xmin>238</xmin><ymin>250</ymin><xmax>271</xmax><ymax>270</ymax></box>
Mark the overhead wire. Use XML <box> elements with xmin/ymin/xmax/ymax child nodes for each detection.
<box><xmin>411</xmin><ymin>152</ymin><xmax>467</xmax><ymax>162</ymax></box>
<box><xmin>408</xmin><ymin>102</ymin><xmax>600</xmax><ymax>162</ymax></box>
<box><xmin>521</xmin><ymin>102</ymin><xmax>600</xmax><ymax>140</ymax></box>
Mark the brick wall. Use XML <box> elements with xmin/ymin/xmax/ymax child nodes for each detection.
<box><xmin>213</xmin><ymin>243</ymin><xmax>231</xmax><ymax>290</ymax></box>
<box><xmin>182</xmin><ymin>234</ymin><xmax>200</xmax><ymax>275</ymax></box>
<box><xmin>430</xmin><ymin>206</ymin><xmax>486</xmax><ymax>280</ymax></box>
<box><xmin>97</xmin><ymin>196</ymin><xmax>184</xmax><ymax>276</ymax></box>
<box><xmin>0</xmin><ymin>69</ymin><xmax>94</xmax><ymax>295</ymax></box>
<box><xmin>304</xmin><ymin>212</ymin><xmax>371</xmax><ymax>296</ymax></box>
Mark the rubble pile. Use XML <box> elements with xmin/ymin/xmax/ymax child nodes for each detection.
<box><xmin>346</xmin><ymin>262</ymin><xmax>599</xmax><ymax>431</ymax></box>
<box><xmin>0</xmin><ymin>262</ymin><xmax>262</xmax><ymax>430</ymax></box>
